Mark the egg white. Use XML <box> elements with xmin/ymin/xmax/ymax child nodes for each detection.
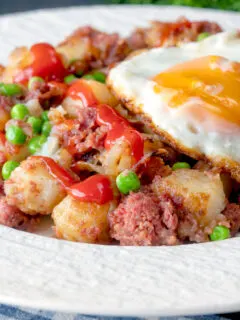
<box><xmin>108</xmin><ymin>31</ymin><xmax>240</xmax><ymax>171</ymax></box>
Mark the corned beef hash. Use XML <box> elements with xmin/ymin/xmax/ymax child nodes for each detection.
<box><xmin>0</xmin><ymin>17</ymin><xmax>239</xmax><ymax>246</ymax></box>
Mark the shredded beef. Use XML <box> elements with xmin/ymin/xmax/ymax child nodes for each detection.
<box><xmin>135</xmin><ymin>156</ymin><xmax>172</xmax><ymax>185</ymax></box>
<box><xmin>128</xmin><ymin>18</ymin><xmax>222</xmax><ymax>49</ymax></box>
<box><xmin>109</xmin><ymin>189</ymin><xmax>178</xmax><ymax>246</ymax></box>
<box><xmin>0</xmin><ymin>96</ymin><xmax>14</xmax><ymax>111</ymax></box>
<box><xmin>26</xmin><ymin>81</ymin><xmax>67</xmax><ymax>107</ymax></box>
<box><xmin>223</xmin><ymin>203</ymin><xmax>240</xmax><ymax>235</ymax></box>
<box><xmin>0</xmin><ymin>197</ymin><xmax>37</xmax><ymax>230</ymax></box>
<box><xmin>59</xmin><ymin>26</ymin><xmax>131</xmax><ymax>69</ymax></box>
<box><xmin>127</xmin><ymin>28</ymin><xmax>147</xmax><ymax>51</ymax></box>
<box><xmin>53</xmin><ymin>107</ymin><xmax>107</xmax><ymax>157</ymax></box>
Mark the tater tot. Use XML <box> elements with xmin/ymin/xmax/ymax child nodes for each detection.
<box><xmin>5</xmin><ymin>157</ymin><xmax>67</xmax><ymax>215</ymax></box>
<box><xmin>53</xmin><ymin>195</ymin><xmax>116</xmax><ymax>243</ymax></box>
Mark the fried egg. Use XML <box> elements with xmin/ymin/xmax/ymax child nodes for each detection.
<box><xmin>108</xmin><ymin>31</ymin><xmax>240</xmax><ymax>182</ymax></box>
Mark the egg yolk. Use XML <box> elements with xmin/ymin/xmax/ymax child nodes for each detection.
<box><xmin>153</xmin><ymin>55</ymin><xmax>240</xmax><ymax>125</ymax></box>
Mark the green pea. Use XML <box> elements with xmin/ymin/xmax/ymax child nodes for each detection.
<box><xmin>92</xmin><ymin>71</ymin><xmax>106</xmax><ymax>83</ymax></box>
<box><xmin>172</xmin><ymin>162</ymin><xmax>191</xmax><ymax>171</ymax></box>
<box><xmin>6</xmin><ymin>126</ymin><xmax>27</xmax><ymax>145</ymax></box>
<box><xmin>27</xmin><ymin>116</ymin><xmax>43</xmax><ymax>134</ymax></box>
<box><xmin>10</xmin><ymin>103</ymin><xmax>29</xmax><ymax>120</ymax></box>
<box><xmin>28</xmin><ymin>135</ymin><xmax>47</xmax><ymax>154</ymax></box>
<box><xmin>64</xmin><ymin>74</ymin><xmax>77</xmax><ymax>84</ymax></box>
<box><xmin>28</xmin><ymin>76</ymin><xmax>44</xmax><ymax>90</ymax></box>
<box><xmin>197</xmin><ymin>32</ymin><xmax>210</xmax><ymax>42</ymax></box>
<box><xmin>0</xmin><ymin>83</ymin><xmax>22</xmax><ymax>96</ymax></box>
<box><xmin>116</xmin><ymin>171</ymin><xmax>141</xmax><ymax>195</ymax></box>
<box><xmin>82</xmin><ymin>74</ymin><xmax>95</xmax><ymax>81</ymax></box>
<box><xmin>42</xmin><ymin>121</ymin><xmax>52</xmax><ymax>137</ymax></box>
<box><xmin>82</xmin><ymin>72</ymin><xmax>106</xmax><ymax>83</ymax></box>
<box><xmin>210</xmin><ymin>226</ymin><xmax>230</xmax><ymax>241</ymax></box>
<box><xmin>2</xmin><ymin>160</ymin><xmax>20</xmax><ymax>180</ymax></box>
<box><xmin>41</xmin><ymin>111</ymin><xmax>49</xmax><ymax>122</ymax></box>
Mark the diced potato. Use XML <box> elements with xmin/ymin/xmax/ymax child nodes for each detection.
<box><xmin>100</xmin><ymin>140</ymin><xmax>133</xmax><ymax>177</ymax></box>
<box><xmin>56</xmin><ymin>39</ymin><xmax>89</xmax><ymax>66</ymax></box>
<box><xmin>5</xmin><ymin>157</ymin><xmax>67</xmax><ymax>215</ymax></box>
<box><xmin>61</xmin><ymin>97</ymin><xmax>83</xmax><ymax>118</ymax></box>
<box><xmin>87</xmin><ymin>80</ymin><xmax>118</xmax><ymax>107</ymax></box>
<box><xmin>0</xmin><ymin>106</ymin><xmax>10</xmax><ymax>131</ymax></box>
<box><xmin>26</xmin><ymin>99</ymin><xmax>44</xmax><ymax>117</ymax></box>
<box><xmin>194</xmin><ymin>160</ymin><xmax>233</xmax><ymax>197</ymax></box>
<box><xmin>1</xmin><ymin>47</ymin><xmax>32</xmax><ymax>83</ymax></box>
<box><xmin>36</xmin><ymin>136</ymin><xmax>72</xmax><ymax>169</ymax></box>
<box><xmin>54</xmin><ymin>148</ymin><xmax>73</xmax><ymax>169</ymax></box>
<box><xmin>152</xmin><ymin>169</ymin><xmax>227</xmax><ymax>227</ymax></box>
<box><xmin>53</xmin><ymin>194</ymin><xmax>116</xmax><ymax>243</ymax></box>
<box><xmin>62</xmin><ymin>80</ymin><xmax>118</xmax><ymax>118</ymax></box>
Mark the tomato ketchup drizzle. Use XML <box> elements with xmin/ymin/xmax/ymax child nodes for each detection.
<box><xmin>67</xmin><ymin>80</ymin><xmax>98</xmax><ymax>107</ymax></box>
<box><xmin>66</xmin><ymin>82</ymin><xmax>143</xmax><ymax>162</ymax></box>
<box><xmin>0</xmin><ymin>132</ymin><xmax>6</xmax><ymax>145</ymax></box>
<box><xmin>96</xmin><ymin>104</ymin><xmax>144</xmax><ymax>162</ymax></box>
<box><xmin>32</xmin><ymin>156</ymin><xmax>113</xmax><ymax>204</ymax></box>
<box><xmin>69</xmin><ymin>174</ymin><xmax>113</xmax><ymax>205</ymax></box>
<box><xmin>14</xmin><ymin>43</ymin><xmax>67</xmax><ymax>83</ymax></box>
<box><xmin>32</xmin><ymin>156</ymin><xmax>76</xmax><ymax>189</ymax></box>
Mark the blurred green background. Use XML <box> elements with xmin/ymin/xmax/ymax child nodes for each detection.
<box><xmin>111</xmin><ymin>0</ymin><xmax>240</xmax><ymax>11</ymax></box>
<box><xmin>1</xmin><ymin>0</ymin><xmax>240</xmax><ymax>15</ymax></box>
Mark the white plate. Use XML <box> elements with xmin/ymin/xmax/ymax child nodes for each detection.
<box><xmin>0</xmin><ymin>5</ymin><xmax>240</xmax><ymax>317</ymax></box>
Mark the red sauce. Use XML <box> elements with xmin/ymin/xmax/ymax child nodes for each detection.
<box><xmin>0</xmin><ymin>133</ymin><xmax>7</xmax><ymax>165</ymax></box>
<box><xmin>96</xmin><ymin>103</ymin><xmax>128</xmax><ymax>126</ymax></box>
<box><xmin>32</xmin><ymin>156</ymin><xmax>76</xmax><ymax>189</ymax></box>
<box><xmin>96</xmin><ymin>104</ymin><xmax>144</xmax><ymax>162</ymax></box>
<box><xmin>69</xmin><ymin>174</ymin><xmax>113</xmax><ymax>205</ymax></box>
<box><xmin>31</xmin><ymin>156</ymin><xmax>113</xmax><ymax>204</ymax></box>
<box><xmin>0</xmin><ymin>132</ymin><xmax>6</xmax><ymax>145</ymax></box>
<box><xmin>14</xmin><ymin>43</ymin><xmax>67</xmax><ymax>83</ymax></box>
<box><xmin>67</xmin><ymin>80</ymin><xmax>98</xmax><ymax>107</ymax></box>
<box><xmin>66</xmin><ymin>83</ymin><xmax>143</xmax><ymax>162</ymax></box>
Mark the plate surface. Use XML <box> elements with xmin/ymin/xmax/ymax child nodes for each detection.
<box><xmin>0</xmin><ymin>5</ymin><xmax>240</xmax><ymax>317</ymax></box>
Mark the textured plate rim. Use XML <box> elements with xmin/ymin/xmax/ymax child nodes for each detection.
<box><xmin>0</xmin><ymin>5</ymin><xmax>240</xmax><ymax>317</ymax></box>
